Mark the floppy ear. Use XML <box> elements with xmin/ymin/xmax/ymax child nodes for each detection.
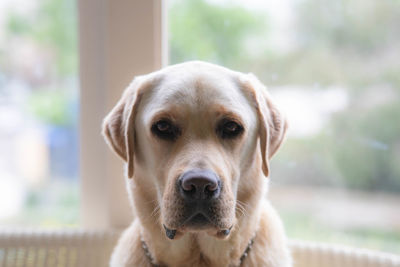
<box><xmin>102</xmin><ymin>77</ymin><xmax>145</xmax><ymax>178</ymax></box>
<box><xmin>243</xmin><ymin>74</ymin><xmax>288</xmax><ymax>177</ymax></box>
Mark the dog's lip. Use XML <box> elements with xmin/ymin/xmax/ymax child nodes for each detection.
<box><xmin>162</xmin><ymin>212</ymin><xmax>213</xmax><ymax>232</ymax></box>
<box><xmin>163</xmin><ymin>224</ymin><xmax>177</xmax><ymax>239</ymax></box>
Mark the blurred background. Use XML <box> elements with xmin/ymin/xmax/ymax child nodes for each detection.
<box><xmin>0</xmin><ymin>0</ymin><xmax>399</xmax><ymax>254</ymax></box>
<box><xmin>0</xmin><ymin>0</ymin><xmax>79</xmax><ymax>227</ymax></box>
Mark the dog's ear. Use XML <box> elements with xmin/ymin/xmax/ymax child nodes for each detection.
<box><xmin>242</xmin><ymin>74</ymin><xmax>288</xmax><ymax>177</ymax></box>
<box><xmin>102</xmin><ymin>77</ymin><xmax>146</xmax><ymax>178</ymax></box>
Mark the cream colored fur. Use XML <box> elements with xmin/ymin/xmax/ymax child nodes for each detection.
<box><xmin>102</xmin><ymin>61</ymin><xmax>292</xmax><ymax>267</ymax></box>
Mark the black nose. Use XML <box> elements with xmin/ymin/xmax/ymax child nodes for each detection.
<box><xmin>179</xmin><ymin>169</ymin><xmax>221</xmax><ymax>200</ymax></box>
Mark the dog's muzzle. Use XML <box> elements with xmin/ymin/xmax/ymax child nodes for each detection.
<box><xmin>178</xmin><ymin>169</ymin><xmax>222</xmax><ymax>228</ymax></box>
<box><xmin>162</xmin><ymin>169</ymin><xmax>233</xmax><ymax>240</ymax></box>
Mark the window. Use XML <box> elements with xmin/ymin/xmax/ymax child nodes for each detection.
<box><xmin>169</xmin><ymin>0</ymin><xmax>400</xmax><ymax>254</ymax></box>
<box><xmin>0</xmin><ymin>0</ymin><xmax>79</xmax><ymax>227</ymax></box>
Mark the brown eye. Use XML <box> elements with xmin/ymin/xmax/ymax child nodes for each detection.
<box><xmin>217</xmin><ymin>119</ymin><xmax>244</xmax><ymax>139</ymax></box>
<box><xmin>151</xmin><ymin>119</ymin><xmax>180</xmax><ymax>141</ymax></box>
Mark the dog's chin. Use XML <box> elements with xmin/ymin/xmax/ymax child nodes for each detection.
<box><xmin>184</xmin><ymin>213</ymin><xmax>213</xmax><ymax>230</ymax></box>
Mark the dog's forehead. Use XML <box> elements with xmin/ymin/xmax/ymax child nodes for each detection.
<box><xmin>158</xmin><ymin>74</ymin><xmax>240</xmax><ymax>105</ymax></box>
<box><xmin>141</xmin><ymin>67</ymin><xmax>254</xmax><ymax>122</ymax></box>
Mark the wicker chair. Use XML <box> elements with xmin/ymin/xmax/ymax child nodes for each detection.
<box><xmin>0</xmin><ymin>230</ymin><xmax>399</xmax><ymax>267</ymax></box>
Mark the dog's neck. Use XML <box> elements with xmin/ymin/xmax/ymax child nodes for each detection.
<box><xmin>138</xmin><ymin>203</ymin><xmax>262</xmax><ymax>267</ymax></box>
<box><xmin>141</xmin><ymin>232</ymin><xmax>255</xmax><ymax>267</ymax></box>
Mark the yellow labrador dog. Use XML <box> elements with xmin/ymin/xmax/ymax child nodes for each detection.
<box><xmin>102</xmin><ymin>61</ymin><xmax>291</xmax><ymax>267</ymax></box>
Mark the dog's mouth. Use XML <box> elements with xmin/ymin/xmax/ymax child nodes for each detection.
<box><xmin>163</xmin><ymin>212</ymin><xmax>233</xmax><ymax>240</ymax></box>
<box><xmin>163</xmin><ymin>223</ymin><xmax>233</xmax><ymax>240</ymax></box>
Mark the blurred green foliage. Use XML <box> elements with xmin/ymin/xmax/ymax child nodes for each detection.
<box><xmin>6</xmin><ymin>0</ymin><xmax>78</xmax><ymax>125</ymax></box>
<box><xmin>297</xmin><ymin>0</ymin><xmax>400</xmax><ymax>53</ymax></box>
<box><xmin>2</xmin><ymin>0</ymin><xmax>79</xmax><ymax>227</ymax></box>
<box><xmin>7</xmin><ymin>0</ymin><xmax>77</xmax><ymax>75</ymax></box>
<box><xmin>169</xmin><ymin>0</ymin><xmax>266</xmax><ymax>69</ymax></box>
<box><xmin>28</xmin><ymin>90</ymin><xmax>74</xmax><ymax>126</ymax></box>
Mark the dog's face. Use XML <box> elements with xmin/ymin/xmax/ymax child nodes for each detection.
<box><xmin>102</xmin><ymin>62</ymin><xmax>287</xmax><ymax>240</ymax></box>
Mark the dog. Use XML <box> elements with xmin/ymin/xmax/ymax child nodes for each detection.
<box><xmin>102</xmin><ymin>61</ymin><xmax>292</xmax><ymax>267</ymax></box>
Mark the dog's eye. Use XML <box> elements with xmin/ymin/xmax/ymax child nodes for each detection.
<box><xmin>217</xmin><ymin>119</ymin><xmax>244</xmax><ymax>139</ymax></box>
<box><xmin>151</xmin><ymin>119</ymin><xmax>180</xmax><ymax>141</ymax></box>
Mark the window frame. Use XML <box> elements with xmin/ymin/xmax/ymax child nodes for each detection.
<box><xmin>78</xmin><ymin>0</ymin><xmax>167</xmax><ymax>229</ymax></box>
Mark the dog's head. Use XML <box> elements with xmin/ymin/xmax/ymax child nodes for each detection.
<box><xmin>102</xmin><ymin>61</ymin><xmax>287</xmax><ymax>239</ymax></box>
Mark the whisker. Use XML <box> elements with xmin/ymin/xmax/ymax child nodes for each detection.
<box><xmin>237</xmin><ymin>199</ymin><xmax>250</xmax><ymax>210</ymax></box>
<box><xmin>150</xmin><ymin>205</ymin><xmax>161</xmax><ymax>219</ymax></box>
<box><xmin>235</xmin><ymin>200</ymin><xmax>247</xmax><ymax>219</ymax></box>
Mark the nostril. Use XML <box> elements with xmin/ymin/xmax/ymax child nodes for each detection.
<box><xmin>205</xmin><ymin>182</ymin><xmax>218</xmax><ymax>192</ymax></box>
<box><xmin>185</xmin><ymin>184</ymin><xmax>196</xmax><ymax>193</ymax></box>
<box><xmin>181</xmin><ymin>179</ymin><xmax>196</xmax><ymax>192</ymax></box>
